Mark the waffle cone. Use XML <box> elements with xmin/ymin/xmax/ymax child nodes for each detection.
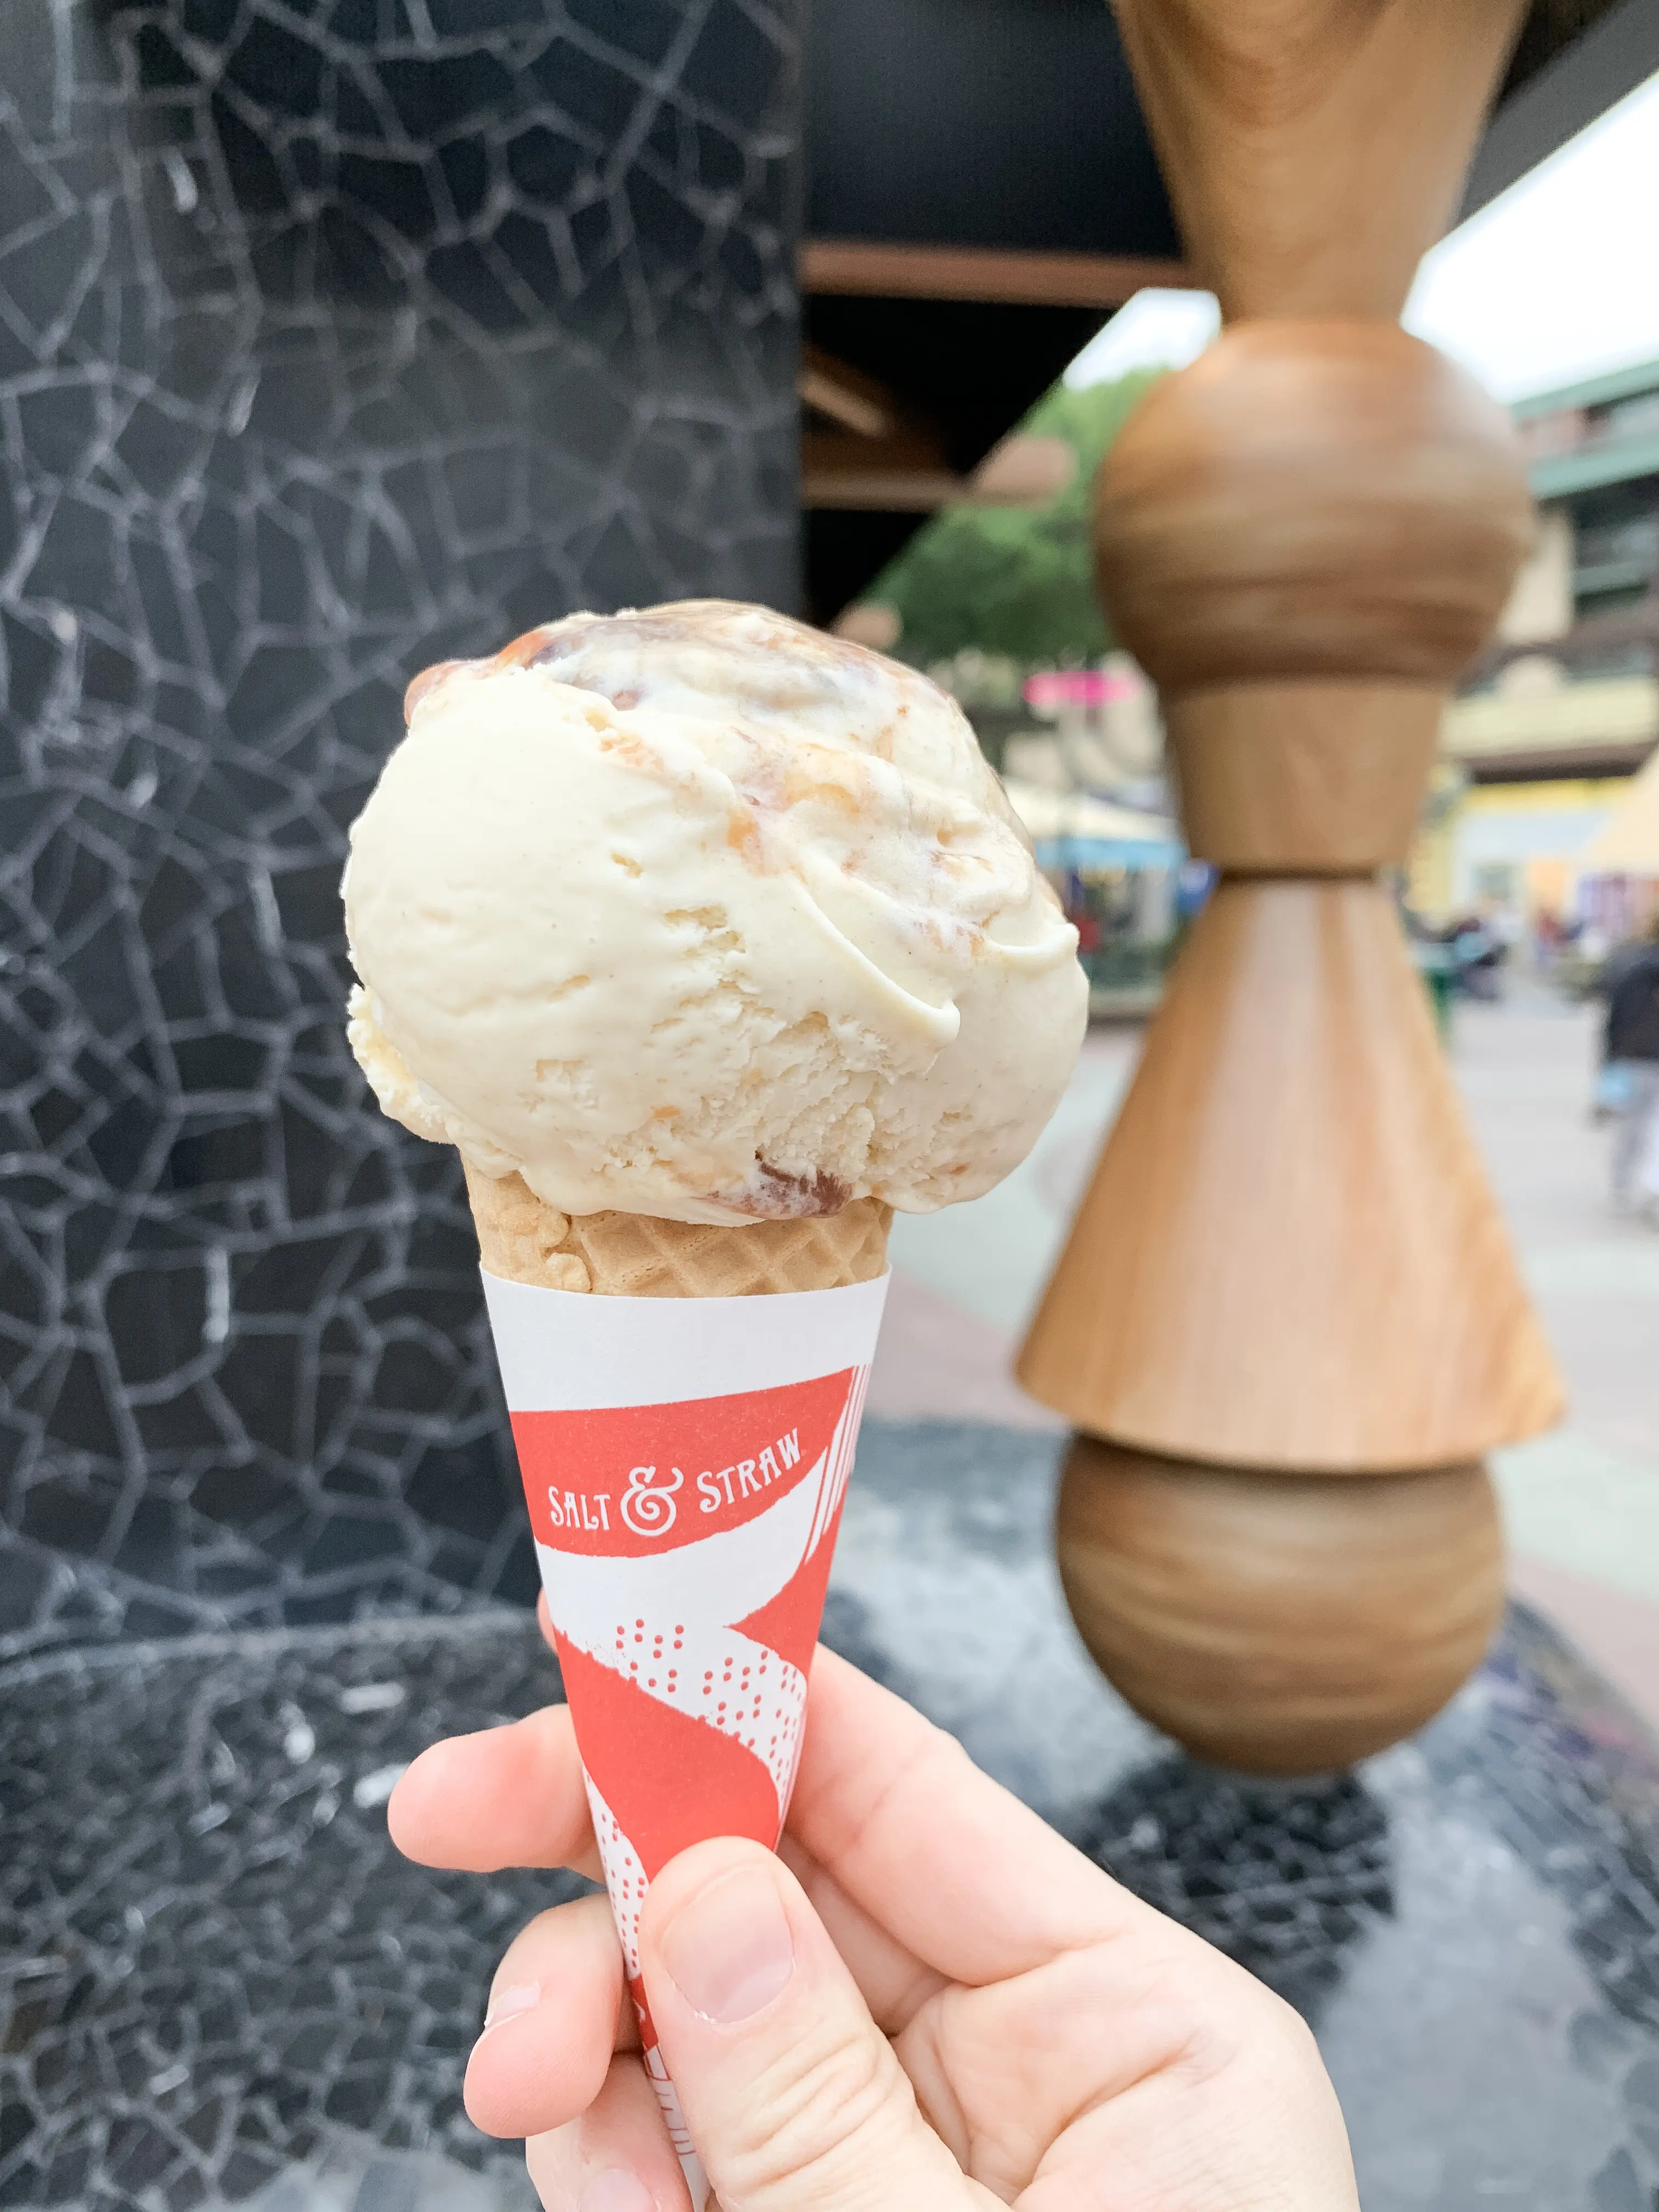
<box><xmin>464</xmin><ymin>1163</ymin><xmax>890</xmax><ymax>1297</ymax></box>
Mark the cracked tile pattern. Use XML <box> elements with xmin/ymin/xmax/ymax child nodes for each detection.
<box><xmin>0</xmin><ymin>0</ymin><xmax>801</xmax><ymax>1652</ymax></box>
<box><xmin>1</xmin><ymin>1613</ymin><xmax>571</xmax><ymax>2211</ymax></box>
<box><xmin>4</xmin><ymin>1572</ymin><xmax>1659</xmax><ymax>2212</ymax></box>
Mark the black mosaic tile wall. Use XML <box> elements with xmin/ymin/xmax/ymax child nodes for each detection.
<box><xmin>0</xmin><ymin>0</ymin><xmax>802</xmax><ymax>1655</ymax></box>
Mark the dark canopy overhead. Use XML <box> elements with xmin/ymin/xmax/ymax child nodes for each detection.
<box><xmin>808</xmin><ymin>0</ymin><xmax>1178</xmax><ymax>260</ymax></box>
<box><xmin>802</xmin><ymin>0</ymin><xmax>1658</xmax><ymax>624</ymax></box>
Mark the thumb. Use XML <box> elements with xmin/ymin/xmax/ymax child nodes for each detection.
<box><xmin>639</xmin><ymin>1838</ymin><xmax>969</xmax><ymax>2211</ymax></box>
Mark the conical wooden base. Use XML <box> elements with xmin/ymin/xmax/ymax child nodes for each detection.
<box><xmin>1018</xmin><ymin>878</ymin><xmax>1563</xmax><ymax>1471</ymax></box>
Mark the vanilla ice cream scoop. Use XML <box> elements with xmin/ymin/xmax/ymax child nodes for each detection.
<box><xmin>344</xmin><ymin>600</ymin><xmax>1087</xmax><ymax>1225</ymax></box>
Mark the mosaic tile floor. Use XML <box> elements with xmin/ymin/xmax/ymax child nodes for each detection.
<box><xmin>5</xmin><ymin>1420</ymin><xmax>1659</xmax><ymax>2212</ymax></box>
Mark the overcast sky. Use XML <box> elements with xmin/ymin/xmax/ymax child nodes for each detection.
<box><xmin>1067</xmin><ymin>67</ymin><xmax>1659</xmax><ymax>407</ymax></box>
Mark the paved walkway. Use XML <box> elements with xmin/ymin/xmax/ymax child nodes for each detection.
<box><xmin>867</xmin><ymin>989</ymin><xmax>1659</xmax><ymax>1726</ymax></box>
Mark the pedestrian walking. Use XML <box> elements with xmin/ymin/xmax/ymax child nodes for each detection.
<box><xmin>1602</xmin><ymin>915</ymin><xmax>1659</xmax><ymax>1216</ymax></box>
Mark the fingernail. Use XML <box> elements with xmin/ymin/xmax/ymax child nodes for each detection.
<box><xmin>578</xmin><ymin>2173</ymin><xmax>656</xmax><ymax>2212</ymax></box>
<box><xmin>482</xmin><ymin>1979</ymin><xmax>540</xmax><ymax>2029</ymax></box>
<box><xmin>660</xmin><ymin>1864</ymin><xmax>795</xmax><ymax>2024</ymax></box>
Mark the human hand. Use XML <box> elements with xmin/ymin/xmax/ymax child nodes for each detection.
<box><xmin>390</xmin><ymin>1612</ymin><xmax>1358</xmax><ymax>2212</ymax></box>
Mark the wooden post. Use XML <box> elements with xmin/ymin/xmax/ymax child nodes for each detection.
<box><xmin>1017</xmin><ymin>0</ymin><xmax>1566</xmax><ymax>1775</ymax></box>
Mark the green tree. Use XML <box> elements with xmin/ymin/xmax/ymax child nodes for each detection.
<box><xmin>862</xmin><ymin>370</ymin><xmax>1164</xmax><ymax>665</ymax></box>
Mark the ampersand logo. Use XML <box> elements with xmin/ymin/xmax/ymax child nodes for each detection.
<box><xmin>620</xmin><ymin>1464</ymin><xmax>683</xmax><ymax>1538</ymax></box>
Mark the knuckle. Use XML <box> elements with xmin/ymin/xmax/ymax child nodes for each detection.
<box><xmin>720</xmin><ymin>2016</ymin><xmax>915</xmax><ymax>2200</ymax></box>
<box><xmin>1265</xmin><ymin>1995</ymin><xmax>1329</xmax><ymax>2080</ymax></box>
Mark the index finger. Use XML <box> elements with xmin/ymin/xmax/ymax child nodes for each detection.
<box><xmin>388</xmin><ymin>1699</ymin><xmax>600</xmax><ymax>1880</ymax></box>
<box><xmin>789</xmin><ymin>1648</ymin><xmax>1170</xmax><ymax>1985</ymax></box>
<box><xmin>388</xmin><ymin>1621</ymin><xmax>1161</xmax><ymax>1990</ymax></box>
<box><xmin>390</xmin><ymin>1595</ymin><xmax>594</xmax><ymax>1875</ymax></box>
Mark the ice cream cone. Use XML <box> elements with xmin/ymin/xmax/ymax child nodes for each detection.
<box><xmin>344</xmin><ymin>601</ymin><xmax>1087</xmax><ymax>2205</ymax></box>
<box><xmin>466</xmin><ymin>1163</ymin><xmax>890</xmax><ymax>2209</ymax></box>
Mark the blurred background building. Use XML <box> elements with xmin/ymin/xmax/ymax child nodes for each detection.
<box><xmin>823</xmin><ymin>37</ymin><xmax>1659</xmax><ymax>1007</ymax></box>
<box><xmin>1418</xmin><ymin>358</ymin><xmax>1659</xmax><ymax>945</ymax></box>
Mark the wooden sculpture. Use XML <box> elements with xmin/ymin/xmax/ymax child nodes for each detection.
<box><xmin>1017</xmin><ymin>0</ymin><xmax>1566</xmax><ymax>1775</ymax></box>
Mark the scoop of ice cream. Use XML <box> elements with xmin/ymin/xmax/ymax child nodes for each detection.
<box><xmin>344</xmin><ymin>599</ymin><xmax>1086</xmax><ymax>1226</ymax></box>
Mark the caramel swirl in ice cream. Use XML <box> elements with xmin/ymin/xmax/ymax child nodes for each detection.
<box><xmin>344</xmin><ymin>600</ymin><xmax>1086</xmax><ymax>1226</ymax></box>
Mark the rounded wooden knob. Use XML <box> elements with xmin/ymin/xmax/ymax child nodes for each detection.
<box><xmin>1094</xmin><ymin>321</ymin><xmax>1533</xmax><ymax>695</ymax></box>
<box><xmin>1162</xmin><ymin>681</ymin><xmax>1445</xmax><ymax>871</ymax></box>
<box><xmin>1056</xmin><ymin>1436</ymin><xmax>1504</xmax><ymax>1776</ymax></box>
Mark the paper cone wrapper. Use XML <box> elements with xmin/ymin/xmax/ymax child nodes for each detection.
<box><xmin>478</xmin><ymin>1198</ymin><xmax>888</xmax><ymax>2208</ymax></box>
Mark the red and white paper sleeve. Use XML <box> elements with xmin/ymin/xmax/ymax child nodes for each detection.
<box><xmin>481</xmin><ymin>1266</ymin><xmax>889</xmax><ymax>2211</ymax></box>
